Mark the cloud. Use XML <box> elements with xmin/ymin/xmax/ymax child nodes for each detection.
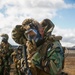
<box><xmin>0</xmin><ymin>0</ymin><xmax>75</xmax><ymax>46</ymax></box>
<box><xmin>53</xmin><ymin>27</ymin><xmax>75</xmax><ymax>47</ymax></box>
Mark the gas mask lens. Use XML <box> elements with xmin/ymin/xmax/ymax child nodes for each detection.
<box><xmin>25</xmin><ymin>29</ymin><xmax>37</xmax><ymax>41</ymax></box>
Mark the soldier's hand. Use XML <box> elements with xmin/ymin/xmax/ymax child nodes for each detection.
<box><xmin>26</xmin><ymin>41</ymin><xmax>32</xmax><ymax>51</ymax></box>
<box><xmin>26</xmin><ymin>40</ymin><xmax>37</xmax><ymax>53</ymax></box>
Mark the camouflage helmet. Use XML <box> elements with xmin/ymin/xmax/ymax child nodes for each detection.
<box><xmin>22</xmin><ymin>18</ymin><xmax>41</xmax><ymax>31</ymax></box>
<box><xmin>0</xmin><ymin>34</ymin><xmax>9</xmax><ymax>40</ymax></box>
<box><xmin>40</xmin><ymin>18</ymin><xmax>54</xmax><ymax>27</ymax></box>
<box><xmin>40</xmin><ymin>19</ymin><xmax>55</xmax><ymax>34</ymax></box>
<box><xmin>22</xmin><ymin>18</ymin><xmax>34</xmax><ymax>26</ymax></box>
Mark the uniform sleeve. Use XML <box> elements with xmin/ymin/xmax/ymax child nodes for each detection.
<box><xmin>12</xmin><ymin>25</ymin><xmax>27</xmax><ymax>45</ymax></box>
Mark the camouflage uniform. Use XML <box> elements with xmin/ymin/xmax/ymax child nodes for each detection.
<box><xmin>12</xmin><ymin>18</ymin><xmax>64</xmax><ymax>75</ymax></box>
<box><xmin>31</xmin><ymin>19</ymin><xmax>64</xmax><ymax>75</ymax></box>
<box><xmin>32</xmin><ymin>36</ymin><xmax>64</xmax><ymax>75</ymax></box>
<box><xmin>11</xmin><ymin>51</ymin><xmax>22</xmax><ymax>75</ymax></box>
<box><xmin>0</xmin><ymin>34</ymin><xmax>12</xmax><ymax>75</ymax></box>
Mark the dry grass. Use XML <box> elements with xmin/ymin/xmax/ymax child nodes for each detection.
<box><xmin>63</xmin><ymin>49</ymin><xmax>75</xmax><ymax>75</ymax></box>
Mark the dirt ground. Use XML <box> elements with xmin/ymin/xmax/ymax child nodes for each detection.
<box><xmin>63</xmin><ymin>49</ymin><xmax>75</xmax><ymax>75</ymax></box>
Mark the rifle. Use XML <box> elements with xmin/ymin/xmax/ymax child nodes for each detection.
<box><xmin>23</xmin><ymin>45</ymin><xmax>32</xmax><ymax>75</ymax></box>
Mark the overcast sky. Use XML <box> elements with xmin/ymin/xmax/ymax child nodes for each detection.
<box><xmin>0</xmin><ymin>0</ymin><xmax>75</xmax><ymax>47</ymax></box>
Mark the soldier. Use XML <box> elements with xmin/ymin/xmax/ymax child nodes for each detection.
<box><xmin>0</xmin><ymin>34</ymin><xmax>12</xmax><ymax>75</ymax></box>
<box><xmin>25</xmin><ymin>19</ymin><xmax>64</xmax><ymax>75</ymax></box>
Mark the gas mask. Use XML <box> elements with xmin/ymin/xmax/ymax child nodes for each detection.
<box><xmin>25</xmin><ymin>28</ymin><xmax>42</xmax><ymax>43</ymax></box>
